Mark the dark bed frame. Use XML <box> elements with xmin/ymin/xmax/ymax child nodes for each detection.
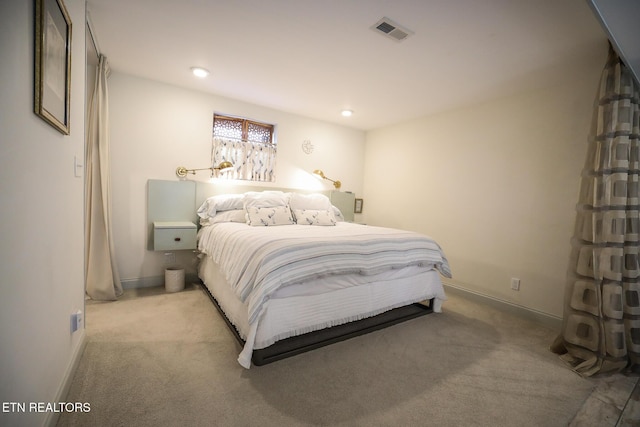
<box><xmin>199</xmin><ymin>283</ymin><xmax>435</xmax><ymax>366</ymax></box>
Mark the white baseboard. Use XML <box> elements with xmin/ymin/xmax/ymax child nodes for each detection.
<box><xmin>125</xmin><ymin>277</ymin><xmax>562</xmax><ymax>329</ymax></box>
<box><xmin>121</xmin><ymin>275</ymin><xmax>164</xmax><ymax>289</ymax></box>
<box><xmin>442</xmin><ymin>280</ymin><xmax>562</xmax><ymax>331</ymax></box>
<box><xmin>121</xmin><ymin>273</ymin><xmax>200</xmax><ymax>289</ymax></box>
<box><xmin>45</xmin><ymin>331</ymin><xmax>87</xmax><ymax>427</ymax></box>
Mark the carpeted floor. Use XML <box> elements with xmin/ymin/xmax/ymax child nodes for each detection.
<box><xmin>57</xmin><ymin>284</ymin><xmax>639</xmax><ymax>426</ymax></box>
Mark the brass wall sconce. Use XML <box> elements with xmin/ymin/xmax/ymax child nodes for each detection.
<box><xmin>313</xmin><ymin>169</ymin><xmax>341</xmax><ymax>189</ymax></box>
<box><xmin>176</xmin><ymin>161</ymin><xmax>233</xmax><ymax>178</ymax></box>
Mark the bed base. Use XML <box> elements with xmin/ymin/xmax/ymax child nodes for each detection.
<box><xmin>199</xmin><ymin>284</ymin><xmax>434</xmax><ymax>366</ymax></box>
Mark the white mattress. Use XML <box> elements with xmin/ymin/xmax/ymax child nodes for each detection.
<box><xmin>199</xmin><ymin>255</ymin><xmax>446</xmax><ymax>367</ymax></box>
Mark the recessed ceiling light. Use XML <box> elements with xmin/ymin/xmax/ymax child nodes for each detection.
<box><xmin>341</xmin><ymin>109</ymin><xmax>353</xmax><ymax>117</ymax></box>
<box><xmin>190</xmin><ymin>67</ymin><xmax>210</xmax><ymax>78</ymax></box>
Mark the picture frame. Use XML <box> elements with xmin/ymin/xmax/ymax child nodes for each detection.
<box><xmin>354</xmin><ymin>198</ymin><xmax>363</xmax><ymax>214</ymax></box>
<box><xmin>34</xmin><ymin>0</ymin><xmax>72</xmax><ymax>135</ymax></box>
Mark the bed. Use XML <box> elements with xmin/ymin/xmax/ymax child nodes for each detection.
<box><xmin>195</xmin><ymin>190</ymin><xmax>451</xmax><ymax>368</ymax></box>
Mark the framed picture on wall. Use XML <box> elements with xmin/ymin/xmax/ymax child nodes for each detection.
<box><xmin>354</xmin><ymin>198</ymin><xmax>363</xmax><ymax>214</ymax></box>
<box><xmin>34</xmin><ymin>0</ymin><xmax>72</xmax><ymax>135</ymax></box>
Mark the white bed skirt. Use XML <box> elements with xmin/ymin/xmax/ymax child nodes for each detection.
<box><xmin>199</xmin><ymin>255</ymin><xmax>446</xmax><ymax>368</ymax></box>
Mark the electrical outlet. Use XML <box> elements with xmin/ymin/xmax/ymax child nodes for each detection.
<box><xmin>70</xmin><ymin>313</ymin><xmax>78</xmax><ymax>333</ymax></box>
<box><xmin>70</xmin><ymin>310</ymin><xmax>84</xmax><ymax>333</ymax></box>
<box><xmin>511</xmin><ymin>278</ymin><xmax>521</xmax><ymax>291</ymax></box>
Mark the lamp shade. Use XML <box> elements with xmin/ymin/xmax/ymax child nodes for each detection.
<box><xmin>216</xmin><ymin>161</ymin><xmax>233</xmax><ymax>172</ymax></box>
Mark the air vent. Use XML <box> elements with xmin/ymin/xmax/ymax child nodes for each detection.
<box><xmin>371</xmin><ymin>17</ymin><xmax>414</xmax><ymax>42</ymax></box>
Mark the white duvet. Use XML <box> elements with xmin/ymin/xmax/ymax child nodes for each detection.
<box><xmin>198</xmin><ymin>222</ymin><xmax>451</xmax><ymax>367</ymax></box>
<box><xmin>198</xmin><ymin>222</ymin><xmax>451</xmax><ymax>321</ymax></box>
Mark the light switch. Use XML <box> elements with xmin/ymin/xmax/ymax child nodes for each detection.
<box><xmin>74</xmin><ymin>156</ymin><xmax>83</xmax><ymax>178</ymax></box>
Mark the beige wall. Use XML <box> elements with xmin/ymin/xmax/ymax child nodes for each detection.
<box><xmin>363</xmin><ymin>46</ymin><xmax>607</xmax><ymax>318</ymax></box>
<box><xmin>0</xmin><ymin>1</ymin><xmax>87</xmax><ymax>425</ymax></box>
<box><xmin>108</xmin><ymin>73</ymin><xmax>365</xmax><ymax>285</ymax></box>
<box><xmin>109</xmin><ymin>44</ymin><xmax>608</xmax><ymax>319</ymax></box>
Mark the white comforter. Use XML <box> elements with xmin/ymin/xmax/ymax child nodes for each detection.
<box><xmin>198</xmin><ymin>222</ymin><xmax>451</xmax><ymax>326</ymax></box>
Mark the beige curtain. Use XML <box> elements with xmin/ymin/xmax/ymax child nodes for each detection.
<box><xmin>85</xmin><ymin>55</ymin><xmax>122</xmax><ymax>300</ymax></box>
<box><xmin>552</xmin><ymin>46</ymin><xmax>640</xmax><ymax>375</ymax></box>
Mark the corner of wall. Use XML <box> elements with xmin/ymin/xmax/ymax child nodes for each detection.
<box><xmin>442</xmin><ymin>280</ymin><xmax>562</xmax><ymax>331</ymax></box>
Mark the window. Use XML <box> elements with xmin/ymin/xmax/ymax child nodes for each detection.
<box><xmin>213</xmin><ymin>115</ymin><xmax>274</xmax><ymax>144</ymax></box>
<box><xmin>211</xmin><ymin>114</ymin><xmax>277</xmax><ymax>182</ymax></box>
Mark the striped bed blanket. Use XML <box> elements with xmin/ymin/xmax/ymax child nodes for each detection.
<box><xmin>198</xmin><ymin>222</ymin><xmax>451</xmax><ymax>325</ymax></box>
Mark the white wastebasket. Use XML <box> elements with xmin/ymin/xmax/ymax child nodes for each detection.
<box><xmin>165</xmin><ymin>267</ymin><xmax>185</xmax><ymax>292</ymax></box>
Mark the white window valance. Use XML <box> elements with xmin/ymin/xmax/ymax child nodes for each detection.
<box><xmin>211</xmin><ymin>137</ymin><xmax>276</xmax><ymax>182</ymax></box>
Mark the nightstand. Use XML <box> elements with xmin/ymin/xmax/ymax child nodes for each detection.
<box><xmin>153</xmin><ymin>221</ymin><xmax>197</xmax><ymax>251</ymax></box>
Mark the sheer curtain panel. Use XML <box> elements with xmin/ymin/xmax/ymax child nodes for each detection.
<box><xmin>211</xmin><ymin>137</ymin><xmax>276</xmax><ymax>182</ymax></box>
<box><xmin>85</xmin><ymin>55</ymin><xmax>122</xmax><ymax>300</ymax></box>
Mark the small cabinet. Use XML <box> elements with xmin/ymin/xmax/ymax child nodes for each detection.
<box><xmin>153</xmin><ymin>221</ymin><xmax>197</xmax><ymax>251</ymax></box>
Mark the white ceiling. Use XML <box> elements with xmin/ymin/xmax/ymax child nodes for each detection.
<box><xmin>87</xmin><ymin>0</ymin><xmax>607</xmax><ymax>131</ymax></box>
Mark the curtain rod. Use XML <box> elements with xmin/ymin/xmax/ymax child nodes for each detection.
<box><xmin>86</xmin><ymin>10</ymin><xmax>101</xmax><ymax>57</ymax></box>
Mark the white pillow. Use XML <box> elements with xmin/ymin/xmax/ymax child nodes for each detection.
<box><xmin>293</xmin><ymin>209</ymin><xmax>337</xmax><ymax>226</ymax></box>
<box><xmin>243</xmin><ymin>191</ymin><xmax>289</xmax><ymax>209</ymax></box>
<box><xmin>289</xmin><ymin>193</ymin><xmax>332</xmax><ymax>212</ymax></box>
<box><xmin>246</xmin><ymin>205</ymin><xmax>294</xmax><ymax>226</ymax></box>
<box><xmin>197</xmin><ymin>194</ymin><xmax>245</xmax><ymax>219</ymax></box>
<box><xmin>246</xmin><ymin>206</ymin><xmax>294</xmax><ymax>226</ymax></box>
<box><xmin>202</xmin><ymin>209</ymin><xmax>246</xmax><ymax>225</ymax></box>
<box><xmin>332</xmin><ymin>205</ymin><xmax>345</xmax><ymax>222</ymax></box>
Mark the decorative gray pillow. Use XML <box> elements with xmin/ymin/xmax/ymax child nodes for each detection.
<box><xmin>246</xmin><ymin>205</ymin><xmax>294</xmax><ymax>226</ymax></box>
<box><xmin>293</xmin><ymin>209</ymin><xmax>337</xmax><ymax>226</ymax></box>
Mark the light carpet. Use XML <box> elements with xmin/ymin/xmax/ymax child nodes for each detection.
<box><xmin>57</xmin><ymin>284</ymin><xmax>636</xmax><ymax>426</ymax></box>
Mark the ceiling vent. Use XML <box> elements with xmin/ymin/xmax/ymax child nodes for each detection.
<box><xmin>371</xmin><ymin>17</ymin><xmax>414</xmax><ymax>42</ymax></box>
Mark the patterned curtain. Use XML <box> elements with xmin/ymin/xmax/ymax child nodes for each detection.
<box><xmin>552</xmin><ymin>46</ymin><xmax>640</xmax><ymax>376</ymax></box>
<box><xmin>211</xmin><ymin>137</ymin><xmax>276</xmax><ymax>182</ymax></box>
